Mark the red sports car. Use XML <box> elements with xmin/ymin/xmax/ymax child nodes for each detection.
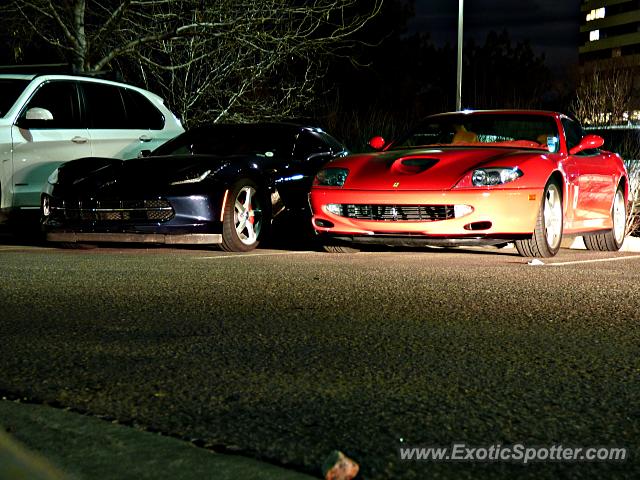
<box><xmin>310</xmin><ymin>110</ymin><xmax>629</xmax><ymax>257</ymax></box>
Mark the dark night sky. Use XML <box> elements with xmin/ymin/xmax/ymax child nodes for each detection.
<box><xmin>409</xmin><ymin>0</ymin><xmax>582</xmax><ymax>71</ymax></box>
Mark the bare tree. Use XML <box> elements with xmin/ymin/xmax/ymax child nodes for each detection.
<box><xmin>571</xmin><ymin>67</ymin><xmax>633</xmax><ymax>126</ymax></box>
<box><xmin>571</xmin><ymin>67</ymin><xmax>640</xmax><ymax>236</ymax></box>
<box><xmin>625</xmin><ymin>156</ymin><xmax>640</xmax><ymax>236</ymax></box>
<box><xmin>610</xmin><ymin>132</ymin><xmax>640</xmax><ymax>236</ymax></box>
<box><xmin>5</xmin><ymin>0</ymin><xmax>383</xmax><ymax>124</ymax></box>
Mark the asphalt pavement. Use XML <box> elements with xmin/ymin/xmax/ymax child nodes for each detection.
<box><xmin>0</xmin><ymin>239</ymin><xmax>639</xmax><ymax>479</ymax></box>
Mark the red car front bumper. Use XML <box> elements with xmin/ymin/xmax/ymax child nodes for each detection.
<box><xmin>310</xmin><ymin>187</ymin><xmax>543</xmax><ymax>242</ymax></box>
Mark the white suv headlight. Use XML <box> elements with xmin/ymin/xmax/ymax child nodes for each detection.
<box><xmin>47</xmin><ymin>168</ymin><xmax>59</xmax><ymax>185</ymax></box>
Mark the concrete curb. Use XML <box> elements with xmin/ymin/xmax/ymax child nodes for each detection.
<box><xmin>0</xmin><ymin>400</ymin><xmax>316</xmax><ymax>480</ymax></box>
<box><xmin>0</xmin><ymin>429</ymin><xmax>66</xmax><ymax>480</ymax></box>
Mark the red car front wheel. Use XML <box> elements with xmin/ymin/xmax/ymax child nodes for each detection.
<box><xmin>516</xmin><ymin>181</ymin><xmax>563</xmax><ymax>258</ymax></box>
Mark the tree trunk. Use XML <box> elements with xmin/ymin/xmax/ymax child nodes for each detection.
<box><xmin>72</xmin><ymin>0</ymin><xmax>87</xmax><ymax>72</ymax></box>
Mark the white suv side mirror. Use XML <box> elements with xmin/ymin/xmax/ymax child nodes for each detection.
<box><xmin>25</xmin><ymin>107</ymin><xmax>54</xmax><ymax>121</ymax></box>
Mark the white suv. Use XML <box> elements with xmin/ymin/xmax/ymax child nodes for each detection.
<box><xmin>0</xmin><ymin>73</ymin><xmax>184</xmax><ymax>221</ymax></box>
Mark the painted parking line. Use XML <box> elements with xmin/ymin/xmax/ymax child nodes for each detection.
<box><xmin>548</xmin><ymin>255</ymin><xmax>640</xmax><ymax>266</ymax></box>
<box><xmin>196</xmin><ymin>251</ymin><xmax>317</xmax><ymax>260</ymax></box>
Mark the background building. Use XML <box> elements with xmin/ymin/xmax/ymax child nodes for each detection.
<box><xmin>579</xmin><ymin>0</ymin><xmax>640</xmax><ymax>123</ymax></box>
<box><xmin>580</xmin><ymin>0</ymin><xmax>640</xmax><ymax>65</ymax></box>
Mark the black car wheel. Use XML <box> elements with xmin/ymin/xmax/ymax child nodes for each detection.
<box><xmin>56</xmin><ymin>242</ymin><xmax>98</xmax><ymax>249</ymax></box>
<box><xmin>322</xmin><ymin>241</ymin><xmax>360</xmax><ymax>253</ymax></box>
<box><xmin>515</xmin><ymin>181</ymin><xmax>563</xmax><ymax>258</ymax></box>
<box><xmin>221</xmin><ymin>179</ymin><xmax>266</xmax><ymax>252</ymax></box>
<box><xmin>584</xmin><ymin>186</ymin><xmax>626</xmax><ymax>251</ymax></box>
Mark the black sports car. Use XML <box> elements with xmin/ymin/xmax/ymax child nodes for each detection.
<box><xmin>42</xmin><ymin>123</ymin><xmax>348</xmax><ymax>251</ymax></box>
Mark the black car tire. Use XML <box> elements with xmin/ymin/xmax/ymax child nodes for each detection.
<box><xmin>221</xmin><ymin>179</ymin><xmax>267</xmax><ymax>252</ymax></box>
<box><xmin>56</xmin><ymin>242</ymin><xmax>97</xmax><ymax>250</ymax></box>
<box><xmin>515</xmin><ymin>181</ymin><xmax>563</xmax><ymax>258</ymax></box>
<box><xmin>322</xmin><ymin>242</ymin><xmax>360</xmax><ymax>253</ymax></box>
<box><xmin>584</xmin><ymin>186</ymin><xmax>626</xmax><ymax>252</ymax></box>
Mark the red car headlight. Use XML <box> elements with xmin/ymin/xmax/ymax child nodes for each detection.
<box><xmin>455</xmin><ymin>167</ymin><xmax>523</xmax><ymax>188</ymax></box>
<box><xmin>314</xmin><ymin>168</ymin><xmax>349</xmax><ymax>187</ymax></box>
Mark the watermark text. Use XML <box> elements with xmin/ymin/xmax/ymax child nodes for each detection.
<box><xmin>399</xmin><ymin>443</ymin><xmax>627</xmax><ymax>464</ymax></box>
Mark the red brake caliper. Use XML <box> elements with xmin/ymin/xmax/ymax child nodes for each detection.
<box><xmin>248</xmin><ymin>198</ymin><xmax>255</xmax><ymax>225</ymax></box>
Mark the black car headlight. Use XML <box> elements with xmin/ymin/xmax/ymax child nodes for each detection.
<box><xmin>170</xmin><ymin>169</ymin><xmax>212</xmax><ymax>186</ymax></box>
<box><xmin>313</xmin><ymin>168</ymin><xmax>349</xmax><ymax>187</ymax></box>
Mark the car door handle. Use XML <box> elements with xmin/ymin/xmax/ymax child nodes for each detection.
<box><xmin>71</xmin><ymin>136</ymin><xmax>89</xmax><ymax>144</ymax></box>
<box><xmin>139</xmin><ymin>135</ymin><xmax>153</xmax><ymax>142</ymax></box>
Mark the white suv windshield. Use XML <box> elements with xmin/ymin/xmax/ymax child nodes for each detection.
<box><xmin>0</xmin><ymin>79</ymin><xmax>30</xmax><ymax>118</ymax></box>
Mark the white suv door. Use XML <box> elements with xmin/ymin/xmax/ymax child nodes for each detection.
<box><xmin>80</xmin><ymin>81</ymin><xmax>176</xmax><ymax>159</ymax></box>
<box><xmin>11</xmin><ymin>80</ymin><xmax>91</xmax><ymax>209</ymax></box>
<box><xmin>0</xmin><ymin>73</ymin><xmax>183</xmax><ymax>217</ymax></box>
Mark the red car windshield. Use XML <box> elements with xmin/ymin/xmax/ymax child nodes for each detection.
<box><xmin>392</xmin><ymin>114</ymin><xmax>560</xmax><ymax>152</ymax></box>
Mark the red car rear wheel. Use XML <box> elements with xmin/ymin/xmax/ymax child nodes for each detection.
<box><xmin>584</xmin><ymin>186</ymin><xmax>626</xmax><ymax>252</ymax></box>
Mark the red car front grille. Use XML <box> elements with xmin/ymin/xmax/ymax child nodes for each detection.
<box><xmin>338</xmin><ymin>204</ymin><xmax>455</xmax><ymax>221</ymax></box>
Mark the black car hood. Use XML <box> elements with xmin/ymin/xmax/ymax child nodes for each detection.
<box><xmin>57</xmin><ymin>154</ymin><xmax>261</xmax><ymax>195</ymax></box>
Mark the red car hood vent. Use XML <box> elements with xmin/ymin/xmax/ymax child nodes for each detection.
<box><xmin>343</xmin><ymin>147</ymin><xmax>535</xmax><ymax>191</ymax></box>
<box><xmin>390</xmin><ymin>156</ymin><xmax>439</xmax><ymax>175</ymax></box>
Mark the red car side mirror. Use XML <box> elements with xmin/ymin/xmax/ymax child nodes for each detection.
<box><xmin>569</xmin><ymin>134</ymin><xmax>604</xmax><ymax>155</ymax></box>
<box><xmin>369</xmin><ymin>136</ymin><xmax>386</xmax><ymax>150</ymax></box>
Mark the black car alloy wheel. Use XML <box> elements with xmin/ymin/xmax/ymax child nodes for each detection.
<box><xmin>221</xmin><ymin>179</ymin><xmax>265</xmax><ymax>252</ymax></box>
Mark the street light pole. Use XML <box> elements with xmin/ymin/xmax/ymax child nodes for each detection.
<box><xmin>456</xmin><ymin>0</ymin><xmax>464</xmax><ymax>111</ymax></box>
